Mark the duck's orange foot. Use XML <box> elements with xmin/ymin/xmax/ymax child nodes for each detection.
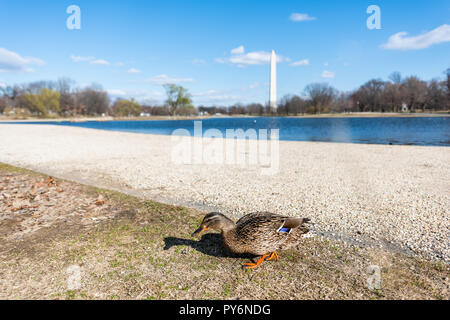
<box><xmin>242</xmin><ymin>252</ymin><xmax>279</xmax><ymax>269</ymax></box>
<box><xmin>242</xmin><ymin>254</ymin><xmax>270</xmax><ymax>269</ymax></box>
<box><xmin>266</xmin><ymin>252</ymin><xmax>279</xmax><ymax>262</ymax></box>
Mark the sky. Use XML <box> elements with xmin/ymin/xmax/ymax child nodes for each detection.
<box><xmin>0</xmin><ymin>0</ymin><xmax>449</xmax><ymax>106</ymax></box>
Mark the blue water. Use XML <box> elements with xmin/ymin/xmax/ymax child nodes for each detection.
<box><xmin>3</xmin><ymin>117</ymin><xmax>449</xmax><ymax>146</ymax></box>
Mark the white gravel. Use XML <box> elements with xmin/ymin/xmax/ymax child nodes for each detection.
<box><xmin>0</xmin><ymin>124</ymin><xmax>449</xmax><ymax>261</ymax></box>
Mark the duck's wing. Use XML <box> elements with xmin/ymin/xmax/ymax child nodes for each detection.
<box><xmin>235</xmin><ymin>212</ymin><xmax>277</xmax><ymax>226</ymax></box>
<box><xmin>236</xmin><ymin>212</ymin><xmax>309</xmax><ymax>233</ymax></box>
<box><xmin>278</xmin><ymin>218</ymin><xmax>311</xmax><ymax>250</ymax></box>
<box><xmin>234</xmin><ymin>212</ymin><xmax>310</xmax><ymax>254</ymax></box>
<box><xmin>283</xmin><ymin>217</ymin><xmax>310</xmax><ymax>229</ymax></box>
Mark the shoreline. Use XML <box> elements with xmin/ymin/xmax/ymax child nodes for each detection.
<box><xmin>1</xmin><ymin>162</ymin><xmax>447</xmax><ymax>299</ymax></box>
<box><xmin>1</xmin><ymin>115</ymin><xmax>448</xmax><ymax>148</ymax></box>
<box><xmin>0</xmin><ymin>111</ymin><xmax>449</xmax><ymax>123</ymax></box>
<box><xmin>0</xmin><ymin>124</ymin><xmax>448</xmax><ymax>263</ymax></box>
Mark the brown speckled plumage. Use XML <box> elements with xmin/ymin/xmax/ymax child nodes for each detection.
<box><xmin>192</xmin><ymin>212</ymin><xmax>310</xmax><ymax>257</ymax></box>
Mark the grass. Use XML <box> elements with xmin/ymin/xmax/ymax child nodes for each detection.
<box><xmin>0</xmin><ymin>162</ymin><xmax>448</xmax><ymax>300</ymax></box>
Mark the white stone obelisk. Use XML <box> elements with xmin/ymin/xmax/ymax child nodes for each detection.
<box><xmin>269</xmin><ymin>50</ymin><xmax>277</xmax><ymax>111</ymax></box>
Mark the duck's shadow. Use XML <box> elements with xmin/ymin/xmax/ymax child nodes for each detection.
<box><xmin>163</xmin><ymin>233</ymin><xmax>251</xmax><ymax>259</ymax></box>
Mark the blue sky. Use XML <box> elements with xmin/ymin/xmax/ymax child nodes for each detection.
<box><xmin>0</xmin><ymin>0</ymin><xmax>449</xmax><ymax>106</ymax></box>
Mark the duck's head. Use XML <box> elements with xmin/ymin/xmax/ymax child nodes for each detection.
<box><xmin>191</xmin><ymin>212</ymin><xmax>235</xmax><ymax>237</ymax></box>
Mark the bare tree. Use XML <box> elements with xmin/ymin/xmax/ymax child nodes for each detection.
<box><xmin>402</xmin><ymin>76</ymin><xmax>427</xmax><ymax>112</ymax></box>
<box><xmin>228</xmin><ymin>103</ymin><xmax>247</xmax><ymax>115</ymax></box>
<box><xmin>351</xmin><ymin>79</ymin><xmax>385</xmax><ymax>112</ymax></box>
<box><xmin>304</xmin><ymin>83</ymin><xmax>337</xmax><ymax>113</ymax></box>
<box><xmin>333</xmin><ymin>92</ymin><xmax>351</xmax><ymax>113</ymax></box>
<box><xmin>141</xmin><ymin>105</ymin><xmax>171</xmax><ymax>116</ymax></box>
<box><xmin>26</xmin><ymin>81</ymin><xmax>56</xmax><ymax>94</ymax></box>
<box><xmin>446</xmin><ymin>68</ymin><xmax>450</xmax><ymax>108</ymax></box>
<box><xmin>0</xmin><ymin>97</ymin><xmax>6</xmax><ymax>114</ymax></box>
<box><xmin>247</xmin><ymin>103</ymin><xmax>264</xmax><ymax>115</ymax></box>
<box><xmin>76</xmin><ymin>88</ymin><xmax>110</xmax><ymax>115</ymax></box>
<box><xmin>56</xmin><ymin>77</ymin><xmax>76</xmax><ymax>116</ymax></box>
<box><xmin>389</xmin><ymin>72</ymin><xmax>402</xmax><ymax>84</ymax></box>
<box><xmin>280</xmin><ymin>94</ymin><xmax>307</xmax><ymax>115</ymax></box>
<box><xmin>0</xmin><ymin>85</ymin><xmax>25</xmax><ymax>110</ymax></box>
<box><xmin>382</xmin><ymin>82</ymin><xmax>403</xmax><ymax>112</ymax></box>
<box><xmin>425</xmin><ymin>79</ymin><xmax>447</xmax><ymax>111</ymax></box>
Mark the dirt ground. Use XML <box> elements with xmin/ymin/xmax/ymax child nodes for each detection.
<box><xmin>0</xmin><ymin>163</ymin><xmax>448</xmax><ymax>300</ymax></box>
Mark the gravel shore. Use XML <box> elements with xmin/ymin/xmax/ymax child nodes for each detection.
<box><xmin>0</xmin><ymin>124</ymin><xmax>448</xmax><ymax>262</ymax></box>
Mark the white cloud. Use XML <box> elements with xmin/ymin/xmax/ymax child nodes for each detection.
<box><xmin>230</xmin><ymin>51</ymin><xmax>273</xmax><ymax>65</ymax></box>
<box><xmin>0</xmin><ymin>81</ymin><xmax>6</xmax><ymax>88</ymax></box>
<box><xmin>145</xmin><ymin>74</ymin><xmax>194</xmax><ymax>85</ymax></box>
<box><xmin>220</xmin><ymin>52</ymin><xmax>289</xmax><ymax>67</ymax></box>
<box><xmin>192</xmin><ymin>58</ymin><xmax>207</xmax><ymax>65</ymax></box>
<box><xmin>128</xmin><ymin>68</ymin><xmax>141</xmax><ymax>74</ymax></box>
<box><xmin>290</xmin><ymin>13</ymin><xmax>317</xmax><ymax>22</ymax></box>
<box><xmin>231</xmin><ymin>51</ymin><xmax>290</xmax><ymax>65</ymax></box>
<box><xmin>0</xmin><ymin>48</ymin><xmax>44</xmax><ymax>73</ymax></box>
<box><xmin>231</xmin><ymin>45</ymin><xmax>245</xmax><ymax>54</ymax></box>
<box><xmin>108</xmin><ymin>89</ymin><xmax>164</xmax><ymax>98</ymax></box>
<box><xmin>214</xmin><ymin>57</ymin><xmax>226</xmax><ymax>64</ymax></box>
<box><xmin>382</xmin><ymin>24</ymin><xmax>450</xmax><ymax>50</ymax></box>
<box><xmin>249</xmin><ymin>82</ymin><xmax>260</xmax><ymax>89</ymax></box>
<box><xmin>193</xmin><ymin>90</ymin><xmax>241</xmax><ymax>104</ymax></box>
<box><xmin>194</xmin><ymin>89</ymin><xmax>221</xmax><ymax>97</ymax></box>
<box><xmin>135</xmin><ymin>89</ymin><xmax>164</xmax><ymax>98</ymax></box>
<box><xmin>107</xmin><ymin>89</ymin><xmax>127</xmax><ymax>96</ymax></box>
<box><xmin>70</xmin><ymin>55</ymin><xmax>94</xmax><ymax>63</ymax></box>
<box><xmin>107</xmin><ymin>89</ymin><xmax>165</xmax><ymax>104</ymax></box>
<box><xmin>71</xmin><ymin>55</ymin><xmax>111</xmax><ymax>66</ymax></box>
<box><xmin>290</xmin><ymin>59</ymin><xmax>310</xmax><ymax>67</ymax></box>
<box><xmin>323</xmin><ymin>61</ymin><xmax>329</xmax><ymax>66</ymax></box>
<box><xmin>90</xmin><ymin>59</ymin><xmax>110</xmax><ymax>65</ymax></box>
<box><xmin>321</xmin><ymin>70</ymin><xmax>335</xmax><ymax>79</ymax></box>
<box><xmin>216</xmin><ymin>46</ymin><xmax>290</xmax><ymax>66</ymax></box>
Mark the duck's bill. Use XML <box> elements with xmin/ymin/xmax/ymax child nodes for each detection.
<box><xmin>191</xmin><ymin>226</ymin><xmax>206</xmax><ymax>237</ymax></box>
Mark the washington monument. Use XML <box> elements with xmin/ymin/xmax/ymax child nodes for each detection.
<box><xmin>269</xmin><ymin>50</ymin><xmax>277</xmax><ymax>111</ymax></box>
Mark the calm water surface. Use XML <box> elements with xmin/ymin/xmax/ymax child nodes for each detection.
<box><xmin>3</xmin><ymin>117</ymin><xmax>449</xmax><ymax>146</ymax></box>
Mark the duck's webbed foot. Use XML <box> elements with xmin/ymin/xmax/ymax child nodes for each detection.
<box><xmin>242</xmin><ymin>254</ymin><xmax>269</xmax><ymax>269</ymax></box>
<box><xmin>266</xmin><ymin>251</ymin><xmax>279</xmax><ymax>261</ymax></box>
<box><xmin>242</xmin><ymin>252</ymin><xmax>278</xmax><ymax>269</ymax></box>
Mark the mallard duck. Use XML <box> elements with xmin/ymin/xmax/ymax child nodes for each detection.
<box><xmin>192</xmin><ymin>212</ymin><xmax>310</xmax><ymax>269</ymax></box>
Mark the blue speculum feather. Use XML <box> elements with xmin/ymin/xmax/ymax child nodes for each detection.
<box><xmin>279</xmin><ymin>227</ymin><xmax>291</xmax><ymax>233</ymax></box>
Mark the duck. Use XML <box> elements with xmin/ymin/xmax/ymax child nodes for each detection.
<box><xmin>192</xmin><ymin>212</ymin><xmax>310</xmax><ymax>269</ymax></box>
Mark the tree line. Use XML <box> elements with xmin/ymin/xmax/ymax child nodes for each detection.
<box><xmin>0</xmin><ymin>69</ymin><xmax>448</xmax><ymax>118</ymax></box>
<box><xmin>201</xmin><ymin>70</ymin><xmax>449</xmax><ymax>116</ymax></box>
<box><xmin>0</xmin><ymin>79</ymin><xmax>112</xmax><ymax>117</ymax></box>
<box><xmin>0</xmin><ymin>80</ymin><xmax>197</xmax><ymax>118</ymax></box>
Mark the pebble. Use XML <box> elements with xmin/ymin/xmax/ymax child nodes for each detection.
<box><xmin>0</xmin><ymin>124</ymin><xmax>448</xmax><ymax>262</ymax></box>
